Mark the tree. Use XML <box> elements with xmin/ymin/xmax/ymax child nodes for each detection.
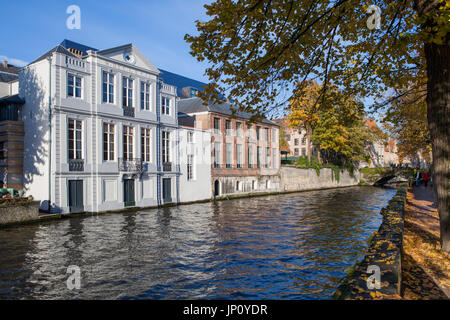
<box><xmin>185</xmin><ymin>0</ymin><xmax>450</xmax><ymax>252</ymax></box>
<box><xmin>288</xmin><ymin>81</ymin><xmax>374</xmax><ymax>165</ymax></box>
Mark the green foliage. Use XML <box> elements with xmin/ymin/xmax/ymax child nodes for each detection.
<box><xmin>328</xmin><ymin>165</ymin><xmax>341</xmax><ymax>182</ymax></box>
<box><xmin>296</xmin><ymin>156</ymin><xmax>322</xmax><ymax>176</ymax></box>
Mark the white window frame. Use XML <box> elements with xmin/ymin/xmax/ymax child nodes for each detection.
<box><xmin>103</xmin><ymin>123</ymin><xmax>115</xmax><ymax>161</ymax></box>
<box><xmin>122</xmin><ymin>76</ymin><xmax>133</xmax><ymax>108</ymax></box>
<box><xmin>187</xmin><ymin>154</ymin><xmax>194</xmax><ymax>181</ymax></box>
<box><xmin>67</xmin><ymin>73</ymin><xmax>82</xmax><ymax>98</ymax></box>
<box><xmin>102</xmin><ymin>71</ymin><xmax>115</xmax><ymax>104</ymax></box>
<box><xmin>141</xmin><ymin>128</ymin><xmax>151</xmax><ymax>162</ymax></box>
<box><xmin>140</xmin><ymin>81</ymin><xmax>150</xmax><ymax>110</ymax></box>
<box><xmin>123</xmin><ymin>126</ymin><xmax>134</xmax><ymax>161</ymax></box>
<box><xmin>162</xmin><ymin>131</ymin><xmax>170</xmax><ymax>163</ymax></box>
<box><xmin>68</xmin><ymin>119</ymin><xmax>83</xmax><ymax>160</ymax></box>
<box><xmin>161</xmin><ymin>96</ymin><xmax>170</xmax><ymax>115</ymax></box>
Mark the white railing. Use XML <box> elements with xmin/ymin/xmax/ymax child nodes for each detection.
<box><xmin>161</xmin><ymin>83</ymin><xmax>177</xmax><ymax>95</ymax></box>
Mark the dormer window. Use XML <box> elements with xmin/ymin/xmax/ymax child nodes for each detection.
<box><xmin>68</xmin><ymin>73</ymin><xmax>82</xmax><ymax>98</ymax></box>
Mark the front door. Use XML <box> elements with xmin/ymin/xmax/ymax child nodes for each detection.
<box><xmin>162</xmin><ymin>178</ymin><xmax>172</xmax><ymax>203</ymax></box>
<box><xmin>68</xmin><ymin>180</ymin><xmax>83</xmax><ymax>213</ymax></box>
<box><xmin>124</xmin><ymin>179</ymin><xmax>135</xmax><ymax>207</ymax></box>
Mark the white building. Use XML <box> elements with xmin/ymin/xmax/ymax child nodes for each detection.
<box><xmin>19</xmin><ymin>40</ymin><xmax>182</xmax><ymax>213</ymax></box>
<box><xmin>178</xmin><ymin>125</ymin><xmax>212</xmax><ymax>202</ymax></box>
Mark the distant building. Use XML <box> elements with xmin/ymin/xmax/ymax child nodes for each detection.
<box><xmin>273</xmin><ymin>118</ymin><xmax>315</xmax><ymax>158</ymax></box>
<box><xmin>362</xmin><ymin>119</ymin><xmax>399</xmax><ymax>168</ymax></box>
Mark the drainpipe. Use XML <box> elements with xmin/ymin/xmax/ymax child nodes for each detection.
<box><xmin>47</xmin><ymin>56</ymin><xmax>52</xmax><ymax>213</ymax></box>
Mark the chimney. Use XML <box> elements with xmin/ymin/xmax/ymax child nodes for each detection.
<box><xmin>2</xmin><ymin>60</ymin><xmax>7</xmax><ymax>68</ymax></box>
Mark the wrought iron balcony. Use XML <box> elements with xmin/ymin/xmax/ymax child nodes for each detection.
<box><xmin>123</xmin><ymin>106</ymin><xmax>135</xmax><ymax>118</ymax></box>
<box><xmin>119</xmin><ymin>158</ymin><xmax>143</xmax><ymax>173</ymax></box>
<box><xmin>69</xmin><ymin>159</ymin><xmax>84</xmax><ymax>172</ymax></box>
<box><xmin>163</xmin><ymin>162</ymin><xmax>172</xmax><ymax>172</ymax></box>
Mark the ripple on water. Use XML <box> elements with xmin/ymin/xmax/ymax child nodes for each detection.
<box><xmin>0</xmin><ymin>186</ymin><xmax>395</xmax><ymax>300</ymax></box>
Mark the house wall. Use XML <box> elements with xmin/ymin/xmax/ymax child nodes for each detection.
<box><xmin>178</xmin><ymin>126</ymin><xmax>211</xmax><ymax>202</ymax></box>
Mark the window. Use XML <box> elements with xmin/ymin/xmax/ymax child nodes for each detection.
<box><xmin>141</xmin><ymin>128</ymin><xmax>151</xmax><ymax>162</ymax></box>
<box><xmin>103</xmin><ymin>123</ymin><xmax>115</xmax><ymax>161</ymax></box>
<box><xmin>162</xmin><ymin>131</ymin><xmax>170</xmax><ymax>163</ymax></box>
<box><xmin>123</xmin><ymin>126</ymin><xmax>134</xmax><ymax>161</ymax></box>
<box><xmin>226</xmin><ymin>143</ymin><xmax>232</xmax><ymax>168</ymax></box>
<box><xmin>247</xmin><ymin>124</ymin><xmax>252</xmax><ymax>138</ymax></box>
<box><xmin>236</xmin><ymin>122</ymin><xmax>242</xmax><ymax>137</ymax></box>
<box><xmin>256</xmin><ymin>127</ymin><xmax>261</xmax><ymax>140</ymax></box>
<box><xmin>265</xmin><ymin>128</ymin><xmax>269</xmax><ymax>141</ymax></box>
<box><xmin>285</xmin><ymin>134</ymin><xmax>291</xmax><ymax>141</ymax></box>
<box><xmin>257</xmin><ymin>146</ymin><xmax>261</xmax><ymax>168</ymax></box>
<box><xmin>294</xmin><ymin>148</ymin><xmax>299</xmax><ymax>156</ymax></box>
<box><xmin>272</xmin><ymin>129</ymin><xmax>277</xmax><ymax>142</ymax></box>
<box><xmin>294</xmin><ymin>138</ymin><xmax>299</xmax><ymax>146</ymax></box>
<box><xmin>140</xmin><ymin>82</ymin><xmax>150</xmax><ymax>110</ymax></box>
<box><xmin>102</xmin><ymin>71</ymin><xmax>114</xmax><ymax>103</ymax></box>
<box><xmin>214</xmin><ymin>142</ymin><xmax>221</xmax><ymax>168</ymax></box>
<box><xmin>236</xmin><ymin>144</ymin><xmax>243</xmax><ymax>168</ymax></box>
<box><xmin>187</xmin><ymin>154</ymin><xmax>194</xmax><ymax>180</ymax></box>
<box><xmin>0</xmin><ymin>142</ymin><xmax>5</xmax><ymax>160</ymax></box>
<box><xmin>265</xmin><ymin>148</ymin><xmax>270</xmax><ymax>168</ymax></box>
<box><xmin>302</xmin><ymin>136</ymin><xmax>307</xmax><ymax>145</ymax></box>
<box><xmin>161</xmin><ymin>97</ymin><xmax>170</xmax><ymax>115</ymax></box>
<box><xmin>68</xmin><ymin>73</ymin><xmax>82</xmax><ymax>98</ymax></box>
<box><xmin>226</xmin><ymin>120</ymin><xmax>231</xmax><ymax>136</ymax></box>
<box><xmin>187</xmin><ymin>131</ymin><xmax>194</xmax><ymax>143</ymax></box>
<box><xmin>68</xmin><ymin>119</ymin><xmax>82</xmax><ymax>160</ymax></box>
<box><xmin>214</xmin><ymin>118</ymin><xmax>220</xmax><ymax>134</ymax></box>
<box><xmin>302</xmin><ymin>148</ymin><xmax>306</xmax><ymax>156</ymax></box>
<box><xmin>272</xmin><ymin>148</ymin><xmax>277</xmax><ymax>168</ymax></box>
<box><xmin>122</xmin><ymin>77</ymin><xmax>133</xmax><ymax>107</ymax></box>
<box><xmin>248</xmin><ymin>145</ymin><xmax>253</xmax><ymax>168</ymax></box>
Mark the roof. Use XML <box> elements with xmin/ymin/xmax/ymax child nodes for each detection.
<box><xmin>0</xmin><ymin>72</ymin><xmax>18</xmax><ymax>83</ymax></box>
<box><xmin>29</xmin><ymin>45</ymin><xmax>78</xmax><ymax>65</ymax></box>
<box><xmin>60</xmin><ymin>39</ymin><xmax>98</xmax><ymax>55</ymax></box>
<box><xmin>159</xmin><ymin>69</ymin><xmax>207</xmax><ymax>97</ymax></box>
<box><xmin>178</xmin><ymin>97</ymin><xmax>278</xmax><ymax>126</ymax></box>
<box><xmin>0</xmin><ymin>94</ymin><xmax>25</xmax><ymax>104</ymax></box>
<box><xmin>364</xmin><ymin>118</ymin><xmax>380</xmax><ymax>130</ymax></box>
<box><xmin>0</xmin><ymin>62</ymin><xmax>20</xmax><ymax>75</ymax></box>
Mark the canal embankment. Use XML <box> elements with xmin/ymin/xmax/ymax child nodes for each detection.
<box><xmin>0</xmin><ymin>200</ymin><xmax>40</xmax><ymax>227</ymax></box>
<box><xmin>333</xmin><ymin>184</ymin><xmax>407</xmax><ymax>299</ymax></box>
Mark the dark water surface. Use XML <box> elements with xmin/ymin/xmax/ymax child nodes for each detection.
<box><xmin>0</xmin><ymin>186</ymin><xmax>395</xmax><ymax>299</ymax></box>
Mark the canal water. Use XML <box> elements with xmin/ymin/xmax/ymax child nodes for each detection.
<box><xmin>0</xmin><ymin>186</ymin><xmax>395</xmax><ymax>300</ymax></box>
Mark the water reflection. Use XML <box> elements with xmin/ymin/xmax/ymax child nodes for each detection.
<box><xmin>0</xmin><ymin>186</ymin><xmax>395</xmax><ymax>299</ymax></box>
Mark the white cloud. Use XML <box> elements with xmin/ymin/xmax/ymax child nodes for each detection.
<box><xmin>0</xmin><ymin>55</ymin><xmax>28</xmax><ymax>67</ymax></box>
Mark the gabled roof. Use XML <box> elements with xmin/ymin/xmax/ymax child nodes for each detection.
<box><xmin>178</xmin><ymin>97</ymin><xmax>278</xmax><ymax>126</ymax></box>
<box><xmin>0</xmin><ymin>72</ymin><xmax>18</xmax><ymax>83</ymax></box>
<box><xmin>0</xmin><ymin>62</ymin><xmax>20</xmax><ymax>75</ymax></box>
<box><xmin>29</xmin><ymin>45</ymin><xmax>78</xmax><ymax>65</ymax></box>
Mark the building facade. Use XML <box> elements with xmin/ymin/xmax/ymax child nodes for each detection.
<box><xmin>178</xmin><ymin>98</ymin><xmax>281</xmax><ymax>197</ymax></box>
<box><xmin>19</xmin><ymin>40</ymin><xmax>180</xmax><ymax>213</ymax></box>
<box><xmin>274</xmin><ymin>118</ymin><xmax>316</xmax><ymax>158</ymax></box>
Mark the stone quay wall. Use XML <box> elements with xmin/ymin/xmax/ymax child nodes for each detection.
<box><xmin>280</xmin><ymin>166</ymin><xmax>360</xmax><ymax>191</ymax></box>
<box><xmin>0</xmin><ymin>201</ymin><xmax>40</xmax><ymax>226</ymax></box>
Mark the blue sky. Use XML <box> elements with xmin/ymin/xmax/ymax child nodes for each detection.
<box><xmin>0</xmin><ymin>0</ymin><xmax>212</xmax><ymax>82</ymax></box>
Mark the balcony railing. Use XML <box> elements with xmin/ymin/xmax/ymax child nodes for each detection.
<box><xmin>69</xmin><ymin>159</ymin><xmax>84</xmax><ymax>172</ymax></box>
<box><xmin>163</xmin><ymin>162</ymin><xmax>172</xmax><ymax>172</ymax></box>
<box><xmin>119</xmin><ymin>158</ymin><xmax>143</xmax><ymax>172</ymax></box>
<box><xmin>123</xmin><ymin>106</ymin><xmax>135</xmax><ymax>118</ymax></box>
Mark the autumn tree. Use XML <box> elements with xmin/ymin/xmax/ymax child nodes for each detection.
<box><xmin>185</xmin><ymin>0</ymin><xmax>450</xmax><ymax>252</ymax></box>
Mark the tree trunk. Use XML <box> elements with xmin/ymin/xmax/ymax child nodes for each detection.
<box><xmin>306</xmin><ymin>123</ymin><xmax>312</xmax><ymax>161</ymax></box>
<box><xmin>424</xmin><ymin>41</ymin><xmax>450</xmax><ymax>252</ymax></box>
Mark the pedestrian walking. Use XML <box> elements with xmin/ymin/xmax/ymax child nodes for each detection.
<box><xmin>423</xmin><ymin>171</ymin><xmax>430</xmax><ymax>187</ymax></box>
